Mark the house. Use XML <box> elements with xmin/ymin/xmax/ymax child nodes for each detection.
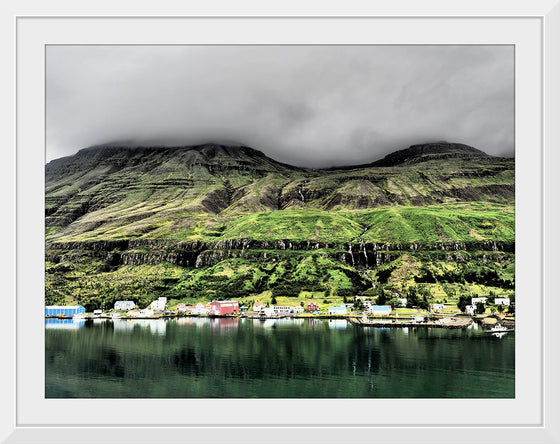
<box><xmin>465</xmin><ymin>305</ymin><xmax>476</xmax><ymax>315</ymax></box>
<box><xmin>240</xmin><ymin>306</ymin><xmax>248</xmax><ymax>312</ymax></box>
<box><xmin>150</xmin><ymin>297</ymin><xmax>167</xmax><ymax>311</ymax></box>
<box><xmin>140</xmin><ymin>308</ymin><xmax>154</xmax><ymax>317</ymax></box>
<box><xmin>369</xmin><ymin>305</ymin><xmax>392</xmax><ymax>316</ymax></box>
<box><xmin>114</xmin><ymin>301</ymin><xmax>135</xmax><ymax>311</ymax></box>
<box><xmin>93</xmin><ymin>309</ymin><xmax>103</xmax><ymax>316</ymax></box>
<box><xmin>431</xmin><ymin>303</ymin><xmax>445</xmax><ymax>313</ymax></box>
<box><xmin>495</xmin><ymin>298</ymin><xmax>510</xmax><ymax>306</ymax></box>
<box><xmin>128</xmin><ymin>309</ymin><xmax>140</xmax><ymax>317</ymax></box>
<box><xmin>327</xmin><ymin>305</ymin><xmax>347</xmax><ymax>315</ymax></box>
<box><xmin>192</xmin><ymin>303</ymin><xmax>210</xmax><ymax>315</ymax></box>
<box><xmin>363</xmin><ymin>300</ymin><xmax>373</xmax><ymax>310</ymax></box>
<box><xmin>253</xmin><ymin>302</ymin><xmax>264</xmax><ymax>312</ymax></box>
<box><xmin>307</xmin><ymin>302</ymin><xmax>320</xmax><ymax>311</ymax></box>
<box><xmin>272</xmin><ymin>305</ymin><xmax>295</xmax><ymax>315</ymax></box>
<box><xmin>292</xmin><ymin>306</ymin><xmax>304</xmax><ymax>314</ymax></box>
<box><xmin>209</xmin><ymin>300</ymin><xmax>239</xmax><ymax>316</ymax></box>
<box><xmin>262</xmin><ymin>306</ymin><xmax>276</xmax><ymax>317</ymax></box>
<box><xmin>471</xmin><ymin>297</ymin><xmax>487</xmax><ymax>304</ymax></box>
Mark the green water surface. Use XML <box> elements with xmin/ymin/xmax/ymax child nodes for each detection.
<box><xmin>45</xmin><ymin>317</ymin><xmax>514</xmax><ymax>398</ymax></box>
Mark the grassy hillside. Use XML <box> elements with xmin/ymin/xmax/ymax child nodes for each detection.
<box><xmin>45</xmin><ymin>143</ymin><xmax>515</xmax><ymax>311</ymax></box>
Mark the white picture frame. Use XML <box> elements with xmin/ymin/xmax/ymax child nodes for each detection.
<box><xmin>3</xmin><ymin>1</ymin><xmax>560</xmax><ymax>443</ymax></box>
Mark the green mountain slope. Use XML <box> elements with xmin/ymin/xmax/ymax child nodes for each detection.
<box><xmin>45</xmin><ymin>142</ymin><xmax>515</xmax><ymax>310</ymax></box>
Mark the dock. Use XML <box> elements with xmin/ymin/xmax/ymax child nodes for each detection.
<box><xmin>347</xmin><ymin>316</ymin><xmax>472</xmax><ymax>329</ymax></box>
<box><xmin>484</xmin><ymin>328</ymin><xmax>515</xmax><ymax>333</ymax></box>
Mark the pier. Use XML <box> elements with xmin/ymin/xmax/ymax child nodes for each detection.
<box><xmin>347</xmin><ymin>316</ymin><xmax>472</xmax><ymax>329</ymax></box>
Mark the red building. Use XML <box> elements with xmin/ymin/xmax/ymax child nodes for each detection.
<box><xmin>209</xmin><ymin>300</ymin><xmax>239</xmax><ymax>316</ymax></box>
<box><xmin>307</xmin><ymin>302</ymin><xmax>320</xmax><ymax>311</ymax></box>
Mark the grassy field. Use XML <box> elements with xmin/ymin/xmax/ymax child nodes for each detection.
<box><xmin>47</xmin><ymin>203</ymin><xmax>514</xmax><ymax>246</ymax></box>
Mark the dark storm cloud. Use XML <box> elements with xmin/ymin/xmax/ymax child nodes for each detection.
<box><xmin>46</xmin><ymin>45</ymin><xmax>514</xmax><ymax>167</ymax></box>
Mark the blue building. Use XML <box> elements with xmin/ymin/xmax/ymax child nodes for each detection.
<box><xmin>45</xmin><ymin>305</ymin><xmax>85</xmax><ymax>317</ymax></box>
<box><xmin>369</xmin><ymin>305</ymin><xmax>392</xmax><ymax>316</ymax></box>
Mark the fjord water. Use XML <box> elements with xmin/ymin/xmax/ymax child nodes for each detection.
<box><xmin>45</xmin><ymin>318</ymin><xmax>514</xmax><ymax>398</ymax></box>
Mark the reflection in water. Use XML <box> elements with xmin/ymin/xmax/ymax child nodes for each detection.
<box><xmin>45</xmin><ymin>318</ymin><xmax>85</xmax><ymax>329</ymax></box>
<box><xmin>209</xmin><ymin>318</ymin><xmax>238</xmax><ymax>330</ymax></box>
<box><xmin>45</xmin><ymin>317</ymin><xmax>515</xmax><ymax>399</ymax></box>
<box><xmin>112</xmin><ymin>319</ymin><xmax>135</xmax><ymax>333</ymax></box>
<box><xmin>328</xmin><ymin>319</ymin><xmax>347</xmax><ymax>329</ymax></box>
<box><xmin>112</xmin><ymin>319</ymin><xmax>167</xmax><ymax>336</ymax></box>
<box><xmin>255</xmin><ymin>318</ymin><xmax>305</xmax><ymax>329</ymax></box>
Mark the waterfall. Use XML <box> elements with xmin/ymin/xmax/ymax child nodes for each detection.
<box><xmin>361</xmin><ymin>239</ymin><xmax>368</xmax><ymax>267</ymax></box>
<box><xmin>348</xmin><ymin>242</ymin><xmax>355</xmax><ymax>266</ymax></box>
<box><xmin>298</xmin><ymin>188</ymin><xmax>305</xmax><ymax>202</ymax></box>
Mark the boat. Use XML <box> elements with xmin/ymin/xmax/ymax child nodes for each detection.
<box><xmin>485</xmin><ymin>323</ymin><xmax>514</xmax><ymax>334</ymax></box>
<box><xmin>490</xmin><ymin>324</ymin><xmax>508</xmax><ymax>332</ymax></box>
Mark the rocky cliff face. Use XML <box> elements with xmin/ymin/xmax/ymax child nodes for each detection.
<box><xmin>46</xmin><ymin>237</ymin><xmax>515</xmax><ymax>270</ymax></box>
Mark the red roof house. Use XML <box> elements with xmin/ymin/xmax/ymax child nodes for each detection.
<box><xmin>307</xmin><ymin>302</ymin><xmax>320</xmax><ymax>311</ymax></box>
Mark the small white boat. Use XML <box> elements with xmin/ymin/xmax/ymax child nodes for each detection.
<box><xmin>490</xmin><ymin>324</ymin><xmax>508</xmax><ymax>332</ymax></box>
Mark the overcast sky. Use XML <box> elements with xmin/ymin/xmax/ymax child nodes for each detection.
<box><xmin>46</xmin><ymin>45</ymin><xmax>514</xmax><ymax>168</ymax></box>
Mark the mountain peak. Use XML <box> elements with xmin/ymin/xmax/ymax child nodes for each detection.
<box><xmin>369</xmin><ymin>142</ymin><xmax>489</xmax><ymax>167</ymax></box>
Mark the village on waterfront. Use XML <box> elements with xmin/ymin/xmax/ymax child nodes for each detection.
<box><xmin>45</xmin><ymin>293</ymin><xmax>515</xmax><ymax>333</ymax></box>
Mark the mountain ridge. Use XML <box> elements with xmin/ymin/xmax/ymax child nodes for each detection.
<box><xmin>45</xmin><ymin>141</ymin><xmax>514</xmax><ymax>243</ymax></box>
<box><xmin>47</xmin><ymin>141</ymin><xmax>500</xmax><ymax>173</ymax></box>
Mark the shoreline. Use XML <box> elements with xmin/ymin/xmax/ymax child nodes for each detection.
<box><xmin>45</xmin><ymin>313</ymin><xmax>514</xmax><ymax>330</ymax></box>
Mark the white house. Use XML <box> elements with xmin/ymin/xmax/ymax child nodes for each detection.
<box><xmin>140</xmin><ymin>308</ymin><xmax>154</xmax><ymax>317</ymax></box>
<box><xmin>114</xmin><ymin>300</ymin><xmax>135</xmax><ymax>311</ymax></box>
<box><xmin>262</xmin><ymin>306</ymin><xmax>276</xmax><ymax>317</ymax></box>
<box><xmin>272</xmin><ymin>306</ymin><xmax>295</xmax><ymax>315</ymax></box>
<box><xmin>253</xmin><ymin>302</ymin><xmax>264</xmax><ymax>312</ymax></box>
<box><xmin>327</xmin><ymin>306</ymin><xmax>347</xmax><ymax>315</ymax></box>
<box><xmin>150</xmin><ymin>297</ymin><xmax>167</xmax><ymax>311</ymax></box>
<box><xmin>363</xmin><ymin>300</ymin><xmax>373</xmax><ymax>310</ymax></box>
<box><xmin>465</xmin><ymin>305</ymin><xmax>476</xmax><ymax>315</ymax></box>
<box><xmin>494</xmin><ymin>298</ymin><xmax>510</xmax><ymax>306</ymax></box>
<box><xmin>432</xmin><ymin>303</ymin><xmax>445</xmax><ymax>313</ymax></box>
<box><xmin>369</xmin><ymin>305</ymin><xmax>392</xmax><ymax>316</ymax></box>
<box><xmin>471</xmin><ymin>297</ymin><xmax>487</xmax><ymax>304</ymax></box>
<box><xmin>192</xmin><ymin>303</ymin><xmax>210</xmax><ymax>315</ymax></box>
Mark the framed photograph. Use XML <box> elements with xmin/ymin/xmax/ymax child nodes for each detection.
<box><xmin>4</xmin><ymin>2</ymin><xmax>560</xmax><ymax>443</ymax></box>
